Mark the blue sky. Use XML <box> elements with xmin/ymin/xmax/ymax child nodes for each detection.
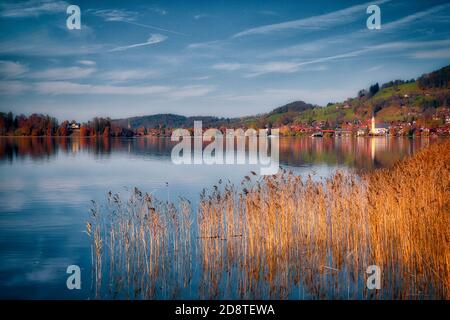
<box><xmin>0</xmin><ymin>0</ymin><xmax>449</xmax><ymax>121</ymax></box>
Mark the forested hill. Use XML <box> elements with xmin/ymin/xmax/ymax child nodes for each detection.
<box><xmin>112</xmin><ymin>114</ymin><xmax>231</xmax><ymax>129</ymax></box>
<box><xmin>112</xmin><ymin>64</ymin><xmax>449</xmax><ymax>129</ymax></box>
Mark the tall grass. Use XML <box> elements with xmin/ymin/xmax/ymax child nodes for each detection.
<box><xmin>88</xmin><ymin>141</ymin><xmax>449</xmax><ymax>299</ymax></box>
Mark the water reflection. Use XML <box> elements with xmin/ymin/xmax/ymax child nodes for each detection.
<box><xmin>0</xmin><ymin>136</ymin><xmax>438</xmax><ymax>171</ymax></box>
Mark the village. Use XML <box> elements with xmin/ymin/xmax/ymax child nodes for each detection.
<box><xmin>131</xmin><ymin>114</ymin><xmax>450</xmax><ymax>138</ymax></box>
<box><xmin>275</xmin><ymin>114</ymin><xmax>450</xmax><ymax>138</ymax></box>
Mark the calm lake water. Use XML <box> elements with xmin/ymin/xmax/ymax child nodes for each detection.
<box><xmin>0</xmin><ymin>136</ymin><xmax>439</xmax><ymax>299</ymax></box>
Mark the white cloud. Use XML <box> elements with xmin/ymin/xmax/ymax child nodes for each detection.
<box><xmin>366</xmin><ymin>65</ymin><xmax>384</xmax><ymax>72</ymax></box>
<box><xmin>212</xmin><ymin>56</ymin><xmax>348</xmax><ymax>77</ymax></box>
<box><xmin>232</xmin><ymin>0</ymin><xmax>389</xmax><ymax>37</ymax></box>
<box><xmin>213</xmin><ymin>39</ymin><xmax>450</xmax><ymax>77</ymax></box>
<box><xmin>28</xmin><ymin>67</ymin><xmax>96</xmax><ymax>80</ymax></box>
<box><xmin>0</xmin><ymin>30</ymin><xmax>104</xmax><ymax>57</ymax></box>
<box><xmin>262</xmin><ymin>4</ymin><xmax>450</xmax><ymax>60</ymax></box>
<box><xmin>148</xmin><ymin>7</ymin><xmax>167</xmax><ymax>16</ymax></box>
<box><xmin>212</xmin><ymin>63</ymin><xmax>244</xmax><ymax>71</ymax></box>
<box><xmin>100</xmin><ymin>69</ymin><xmax>160</xmax><ymax>82</ymax></box>
<box><xmin>90</xmin><ymin>9</ymin><xmax>138</xmax><ymax>22</ymax></box>
<box><xmin>382</xmin><ymin>3</ymin><xmax>450</xmax><ymax>31</ymax></box>
<box><xmin>24</xmin><ymin>81</ymin><xmax>214</xmax><ymax>99</ymax></box>
<box><xmin>0</xmin><ymin>61</ymin><xmax>29</xmax><ymax>78</ymax></box>
<box><xmin>187</xmin><ymin>40</ymin><xmax>224</xmax><ymax>51</ymax></box>
<box><xmin>245</xmin><ymin>61</ymin><xmax>301</xmax><ymax>77</ymax></box>
<box><xmin>121</xmin><ymin>20</ymin><xmax>185</xmax><ymax>35</ymax></box>
<box><xmin>411</xmin><ymin>48</ymin><xmax>450</xmax><ymax>59</ymax></box>
<box><xmin>77</xmin><ymin>60</ymin><xmax>96</xmax><ymax>66</ymax></box>
<box><xmin>0</xmin><ymin>80</ymin><xmax>30</xmax><ymax>94</ymax></box>
<box><xmin>33</xmin><ymin>81</ymin><xmax>171</xmax><ymax>95</ymax></box>
<box><xmin>91</xmin><ymin>8</ymin><xmax>183</xmax><ymax>35</ymax></box>
<box><xmin>190</xmin><ymin>75</ymin><xmax>212</xmax><ymax>81</ymax></box>
<box><xmin>0</xmin><ymin>0</ymin><xmax>68</xmax><ymax>18</ymax></box>
<box><xmin>194</xmin><ymin>14</ymin><xmax>213</xmax><ymax>20</ymax></box>
<box><xmin>110</xmin><ymin>34</ymin><xmax>167</xmax><ymax>52</ymax></box>
<box><xmin>368</xmin><ymin>39</ymin><xmax>450</xmax><ymax>51</ymax></box>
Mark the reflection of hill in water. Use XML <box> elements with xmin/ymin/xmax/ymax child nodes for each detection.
<box><xmin>0</xmin><ymin>136</ymin><xmax>440</xmax><ymax>171</ymax></box>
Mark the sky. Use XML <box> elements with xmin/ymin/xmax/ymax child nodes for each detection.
<box><xmin>0</xmin><ymin>0</ymin><xmax>450</xmax><ymax>121</ymax></box>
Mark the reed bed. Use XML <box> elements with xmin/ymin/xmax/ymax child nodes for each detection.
<box><xmin>88</xmin><ymin>141</ymin><xmax>450</xmax><ymax>299</ymax></box>
<box><xmin>87</xmin><ymin>189</ymin><xmax>193</xmax><ymax>299</ymax></box>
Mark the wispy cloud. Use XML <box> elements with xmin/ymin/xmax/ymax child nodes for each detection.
<box><xmin>213</xmin><ymin>60</ymin><xmax>316</xmax><ymax>77</ymax></box>
<box><xmin>368</xmin><ymin>39</ymin><xmax>450</xmax><ymax>51</ymax></box>
<box><xmin>121</xmin><ymin>20</ymin><xmax>186</xmax><ymax>36</ymax></box>
<box><xmin>366</xmin><ymin>65</ymin><xmax>384</xmax><ymax>72</ymax></box>
<box><xmin>411</xmin><ymin>48</ymin><xmax>450</xmax><ymax>59</ymax></box>
<box><xmin>0</xmin><ymin>80</ymin><xmax>30</xmax><ymax>94</ymax></box>
<box><xmin>0</xmin><ymin>61</ymin><xmax>29</xmax><ymax>79</ymax></box>
<box><xmin>212</xmin><ymin>63</ymin><xmax>243</xmax><ymax>71</ymax></box>
<box><xmin>28</xmin><ymin>67</ymin><xmax>96</xmax><ymax>80</ymax></box>
<box><xmin>1</xmin><ymin>80</ymin><xmax>215</xmax><ymax>100</ymax></box>
<box><xmin>190</xmin><ymin>75</ymin><xmax>212</xmax><ymax>81</ymax></box>
<box><xmin>382</xmin><ymin>2</ymin><xmax>450</xmax><ymax>31</ymax></box>
<box><xmin>245</xmin><ymin>62</ymin><xmax>302</xmax><ymax>77</ymax></box>
<box><xmin>212</xmin><ymin>53</ymin><xmax>359</xmax><ymax>77</ymax></box>
<box><xmin>232</xmin><ymin>0</ymin><xmax>389</xmax><ymax>38</ymax></box>
<box><xmin>91</xmin><ymin>8</ymin><xmax>184</xmax><ymax>35</ymax></box>
<box><xmin>90</xmin><ymin>9</ymin><xmax>138</xmax><ymax>22</ymax></box>
<box><xmin>0</xmin><ymin>30</ymin><xmax>104</xmax><ymax>57</ymax></box>
<box><xmin>187</xmin><ymin>40</ymin><xmax>225</xmax><ymax>51</ymax></box>
<box><xmin>110</xmin><ymin>34</ymin><xmax>167</xmax><ymax>52</ymax></box>
<box><xmin>194</xmin><ymin>14</ymin><xmax>213</xmax><ymax>20</ymax></box>
<box><xmin>0</xmin><ymin>0</ymin><xmax>68</xmax><ymax>18</ymax></box>
<box><xmin>212</xmin><ymin>39</ymin><xmax>450</xmax><ymax>77</ymax></box>
<box><xmin>32</xmin><ymin>81</ymin><xmax>169</xmax><ymax>95</ymax></box>
<box><xmin>77</xmin><ymin>60</ymin><xmax>96</xmax><ymax>66</ymax></box>
<box><xmin>100</xmin><ymin>69</ymin><xmax>160</xmax><ymax>82</ymax></box>
<box><xmin>147</xmin><ymin>7</ymin><xmax>168</xmax><ymax>16</ymax></box>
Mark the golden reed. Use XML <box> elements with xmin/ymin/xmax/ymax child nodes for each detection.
<box><xmin>88</xmin><ymin>140</ymin><xmax>450</xmax><ymax>299</ymax></box>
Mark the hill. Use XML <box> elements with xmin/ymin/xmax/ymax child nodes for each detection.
<box><xmin>114</xmin><ymin>64</ymin><xmax>449</xmax><ymax>130</ymax></box>
<box><xmin>250</xmin><ymin>65</ymin><xmax>450</xmax><ymax>127</ymax></box>
<box><xmin>113</xmin><ymin>114</ymin><xmax>232</xmax><ymax>129</ymax></box>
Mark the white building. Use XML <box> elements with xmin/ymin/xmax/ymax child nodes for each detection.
<box><xmin>370</xmin><ymin>115</ymin><xmax>388</xmax><ymax>135</ymax></box>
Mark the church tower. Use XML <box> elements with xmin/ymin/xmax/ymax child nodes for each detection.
<box><xmin>371</xmin><ymin>115</ymin><xmax>375</xmax><ymax>134</ymax></box>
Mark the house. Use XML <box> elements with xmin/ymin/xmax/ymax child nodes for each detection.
<box><xmin>68</xmin><ymin>121</ymin><xmax>80</xmax><ymax>130</ymax></box>
<box><xmin>357</xmin><ymin>128</ymin><xmax>367</xmax><ymax>136</ymax></box>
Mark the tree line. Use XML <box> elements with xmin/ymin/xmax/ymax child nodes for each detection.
<box><xmin>0</xmin><ymin>112</ymin><xmax>134</xmax><ymax>137</ymax></box>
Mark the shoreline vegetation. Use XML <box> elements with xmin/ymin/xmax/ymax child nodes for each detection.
<box><xmin>87</xmin><ymin>140</ymin><xmax>450</xmax><ymax>299</ymax></box>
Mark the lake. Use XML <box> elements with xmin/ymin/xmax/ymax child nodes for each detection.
<box><xmin>0</xmin><ymin>136</ymin><xmax>439</xmax><ymax>299</ymax></box>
